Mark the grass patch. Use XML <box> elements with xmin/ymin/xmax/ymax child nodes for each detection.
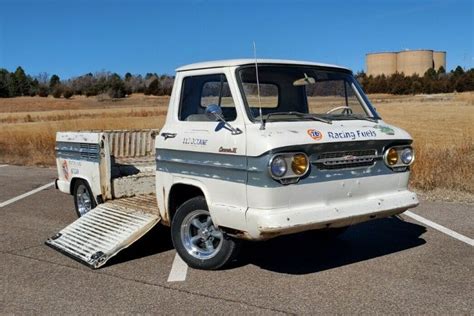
<box><xmin>0</xmin><ymin>93</ymin><xmax>472</xmax><ymax>194</ymax></box>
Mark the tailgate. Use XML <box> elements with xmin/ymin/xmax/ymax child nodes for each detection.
<box><xmin>45</xmin><ymin>195</ymin><xmax>160</xmax><ymax>268</ymax></box>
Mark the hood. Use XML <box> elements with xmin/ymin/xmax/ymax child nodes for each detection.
<box><xmin>246</xmin><ymin>120</ymin><xmax>412</xmax><ymax>156</ymax></box>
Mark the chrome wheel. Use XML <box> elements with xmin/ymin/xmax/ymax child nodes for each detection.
<box><xmin>180</xmin><ymin>209</ymin><xmax>223</xmax><ymax>260</ymax></box>
<box><xmin>75</xmin><ymin>183</ymin><xmax>92</xmax><ymax>216</ymax></box>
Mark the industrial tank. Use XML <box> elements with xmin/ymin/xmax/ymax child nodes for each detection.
<box><xmin>366</xmin><ymin>52</ymin><xmax>397</xmax><ymax>76</ymax></box>
<box><xmin>433</xmin><ymin>51</ymin><xmax>447</xmax><ymax>71</ymax></box>
<box><xmin>396</xmin><ymin>50</ymin><xmax>434</xmax><ymax>76</ymax></box>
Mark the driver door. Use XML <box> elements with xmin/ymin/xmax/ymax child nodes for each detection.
<box><xmin>158</xmin><ymin>69</ymin><xmax>247</xmax><ymax>229</ymax></box>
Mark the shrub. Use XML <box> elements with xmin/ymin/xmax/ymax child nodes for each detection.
<box><xmin>37</xmin><ymin>85</ymin><xmax>49</xmax><ymax>97</ymax></box>
<box><xmin>63</xmin><ymin>88</ymin><xmax>73</xmax><ymax>99</ymax></box>
<box><xmin>52</xmin><ymin>86</ymin><xmax>63</xmax><ymax>98</ymax></box>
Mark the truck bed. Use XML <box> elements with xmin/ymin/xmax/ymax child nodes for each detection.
<box><xmin>56</xmin><ymin>129</ymin><xmax>159</xmax><ymax>200</ymax></box>
<box><xmin>106</xmin><ymin>130</ymin><xmax>158</xmax><ymax>198</ymax></box>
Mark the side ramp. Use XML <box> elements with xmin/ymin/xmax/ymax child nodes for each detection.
<box><xmin>45</xmin><ymin>195</ymin><xmax>160</xmax><ymax>269</ymax></box>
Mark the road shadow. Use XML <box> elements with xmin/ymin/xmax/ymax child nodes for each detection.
<box><xmin>228</xmin><ymin>216</ymin><xmax>426</xmax><ymax>274</ymax></box>
<box><xmin>107</xmin><ymin>224</ymin><xmax>173</xmax><ymax>266</ymax></box>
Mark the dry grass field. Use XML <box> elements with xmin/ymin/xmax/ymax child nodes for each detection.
<box><xmin>0</xmin><ymin>92</ymin><xmax>472</xmax><ymax>196</ymax></box>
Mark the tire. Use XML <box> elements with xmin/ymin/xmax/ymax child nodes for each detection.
<box><xmin>73</xmin><ymin>179</ymin><xmax>96</xmax><ymax>218</ymax></box>
<box><xmin>171</xmin><ymin>196</ymin><xmax>240</xmax><ymax>270</ymax></box>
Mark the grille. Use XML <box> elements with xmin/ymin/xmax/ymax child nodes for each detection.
<box><xmin>314</xmin><ymin>149</ymin><xmax>378</xmax><ymax>170</ymax></box>
<box><xmin>80</xmin><ymin>151</ymin><xmax>100</xmax><ymax>160</ymax></box>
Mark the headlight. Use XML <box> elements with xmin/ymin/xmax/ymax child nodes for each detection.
<box><xmin>291</xmin><ymin>153</ymin><xmax>309</xmax><ymax>175</ymax></box>
<box><xmin>269</xmin><ymin>152</ymin><xmax>309</xmax><ymax>183</ymax></box>
<box><xmin>270</xmin><ymin>156</ymin><xmax>287</xmax><ymax>178</ymax></box>
<box><xmin>385</xmin><ymin>148</ymin><xmax>398</xmax><ymax>166</ymax></box>
<box><xmin>384</xmin><ymin>146</ymin><xmax>414</xmax><ymax>170</ymax></box>
<box><xmin>401</xmin><ymin>147</ymin><xmax>414</xmax><ymax>165</ymax></box>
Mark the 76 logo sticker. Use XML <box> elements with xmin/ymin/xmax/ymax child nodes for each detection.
<box><xmin>307</xmin><ymin>129</ymin><xmax>323</xmax><ymax>141</ymax></box>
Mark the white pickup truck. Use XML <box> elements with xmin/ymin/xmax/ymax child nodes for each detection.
<box><xmin>47</xmin><ymin>59</ymin><xmax>419</xmax><ymax>270</ymax></box>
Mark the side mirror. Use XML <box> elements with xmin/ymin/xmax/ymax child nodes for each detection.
<box><xmin>205</xmin><ymin>104</ymin><xmax>223</xmax><ymax>121</ymax></box>
<box><xmin>204</xmin><ymin>104</ymin><xmax>242</xmax><ymax>135</ymax></box>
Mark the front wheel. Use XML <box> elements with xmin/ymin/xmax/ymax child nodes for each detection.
<box><xmin>171</xmin><ymin>196</ymin><xmax>240</xmax><ymax>270</ymax></box>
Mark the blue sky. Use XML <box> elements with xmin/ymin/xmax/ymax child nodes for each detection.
<box><xmin>0</xmin><ymin>0</ymin><xmax>472</xmax><ymax>78</ymax></box>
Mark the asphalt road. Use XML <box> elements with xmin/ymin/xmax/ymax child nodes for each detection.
<box><xmin>0</xmin><ymin>165</ymin><xmax>472</xmax><ymax>314</ymax></box>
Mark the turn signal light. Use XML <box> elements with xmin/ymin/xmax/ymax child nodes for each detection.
<box><xmin>386</xmin><ymin>148</ymin><xmax>398</xmax><ymax>165</ymax></box>
<box><xmin>291</xmin><ymin>153</ymin><xmax>309</xmax><ymax>175</ymax></box>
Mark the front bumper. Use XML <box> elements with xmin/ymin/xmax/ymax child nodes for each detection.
<box><xmin>245</xmin><ymin>190</ymin><xmax>419</xmax><ymax>240</ymax></box>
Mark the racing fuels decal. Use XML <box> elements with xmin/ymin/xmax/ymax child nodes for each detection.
<box><xmin>307</xmin><ymin>129</ymin><xmax>323</xmax><ymax>141</ymax></box>
<box><xmin>327</xmin><ymin>130</ymin><xmax>377</xmax><ymax>140</ymax></box>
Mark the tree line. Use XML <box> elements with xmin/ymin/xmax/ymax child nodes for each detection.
<box><xmin>0</xmin><ymin>67</ymin><xmax>174</xmax><ymax>99</ymax></box>
<box><xmin>1</xmin><ymin>65</ymin><xmax>473</xmax><ymax>99</ymax></box>
<box><xmin>356</xmin><ymin>66</ymin><xmax>474</xmax><ymax>95</ymax></box>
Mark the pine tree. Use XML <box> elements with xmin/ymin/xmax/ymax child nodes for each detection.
<box><xmin>49</xmin><ymin>74</ymin><xmax>61</xmax><ymax>88</ymax></box>
<box><xmin>14</xmin><ymin>66</ymin><xmax>30</xmax><ymax>96</ymax></box>
<box><xmin>0</xmin><ymin>69</ymin><xmax>10</xmax><ymax>97</ymax></box>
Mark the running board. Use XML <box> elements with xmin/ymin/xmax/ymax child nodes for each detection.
<box><xmin>45</xmin><ymin>195</ymin><xmax>160</xmax><ymax>269</ymax></box>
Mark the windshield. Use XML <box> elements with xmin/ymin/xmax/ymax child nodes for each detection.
<box><xmin>238</xmin><ymin>65</ymin><xmax>379</xmax><ymax>123</ymax></box>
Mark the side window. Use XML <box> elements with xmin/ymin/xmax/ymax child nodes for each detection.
<box><xmin>179</xmin><ymin>74</ymin><xmax>237</xmax><ymax>122</ymax></box>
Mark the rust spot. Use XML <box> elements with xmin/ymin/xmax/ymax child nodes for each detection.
<box><xmin>161</xmin><ymin>186</ymin><xmax>170</xmax><ymax>225</ymax></box>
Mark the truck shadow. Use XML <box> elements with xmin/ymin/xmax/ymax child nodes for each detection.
<box><xmin>107</xmin><ymin>224</ymin><xmax>173</xmax><ymax>266</ymax></box>
<box><xmin>230</xmin><ymin>216</ymin><xmax>427</xmax><ymax>274</ymax></box>
<box><xmin>107</xmin><ymin>216</ymin><xmax>426</xmax><ymax>273</ymax></box>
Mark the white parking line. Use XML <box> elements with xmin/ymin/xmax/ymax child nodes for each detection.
<box><xmin>404</xmin><ymin>211</ymin><xmax>474</xmax><ymax>246</ymax></box>
<box><xmin>0</xmin><ymin>164</ymin><xmax>8</xmax><ymax>168</ymax></box>
<box><xmin>0</xmin><ymin>182</ymin><xmax>55</xmax><ymax>208</ymax></box>
<box><xmin>167</xmin><ymin>253</ymin><xmax>188</xmax><ymax>282</ymax></box>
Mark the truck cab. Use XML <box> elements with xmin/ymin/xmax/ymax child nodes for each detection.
<box><xmin>51</xmin><ymin>59</ymin><xmax>418</xmax><ymax>270</ymax></box>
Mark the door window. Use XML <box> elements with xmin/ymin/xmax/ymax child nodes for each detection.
<box><xmin>179</xmin><ymin>74</ymin><xmax>237</xmax><ymax>122</ymax></box>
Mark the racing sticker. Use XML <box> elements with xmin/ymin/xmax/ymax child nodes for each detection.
<box><xmin>62</xmin><ymin>160</ymin><xmax>69</xmax><ymax>180</ymax></box>
<box><xmin>307</xmin><ymin>129</ymin><xmax>323</xmax><ymax>141</ymax></box>
<box><xmin>372</xmin><ymin>125</ymin><xmax>395</xmax><ymax>135</ymax></box>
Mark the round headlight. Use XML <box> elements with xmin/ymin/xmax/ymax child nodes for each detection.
<box><xmin>291</xmin><ymin>153</ymin><xmax>309</xmax><ymax>175</ymax></box>
<box><xmin>270</xmin><ymin>156</ymin><xmax>287</xmax><ymax>178</ymax></box>
<box><xmin>386</xmin><ymin>148</ymin><xmax>398</xmax><ymax>166</ymax></box>
<box><xmin>401</xmin><ymin>147</ymin><xmax>414</xmax><ymax>165</ymax></box>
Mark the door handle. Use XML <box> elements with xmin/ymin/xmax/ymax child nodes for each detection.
<box><xmin>161</xmin><ymin>132</ymin><xmax>177</xmax><ymax>140</ymax></box>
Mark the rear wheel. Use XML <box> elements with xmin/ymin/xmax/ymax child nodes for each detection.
<box><xmin>73</xmin><ymin>180</ymin><xmax>96</xmax><ymax>217</ymax></box>
<box><xmin>171</xmin><ymin>196</ymin><xmax>240</xmax><ymax>270</ymax></box>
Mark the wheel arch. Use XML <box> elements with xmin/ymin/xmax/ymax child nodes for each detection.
<box><xmin>69</xmin><ymin>176</ymin><xmax>99</xmax><ymax>203</ymax></box>
<box><xmin>166</xmin><ymin>180</ymin><xmax>211</xmax><ymax>225</ymax></box>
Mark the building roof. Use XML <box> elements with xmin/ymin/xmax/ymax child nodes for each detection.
<box><xmin>176</xmin><ymin>59</ymin><xmax>350</xmax><ymax>72</ymax></box>
<box><xmin>366</xmin><ymin>49</ymin><xmax>446</xmax><ymax>55</ymax></box>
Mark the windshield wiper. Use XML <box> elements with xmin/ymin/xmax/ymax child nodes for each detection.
<box><xmin>348</xmin><ymin>114</ymin><xmax>379</xmax><ymax>123</ymax></box>
<box><xmin>326</xmin><ymin>113</ymin><xmax>378</xmax><ymax>123</ymax></box>
<box><xmin>265</xmin><ymin>111</ymin><xmax>332</xmax><ymax>124</ymax></box>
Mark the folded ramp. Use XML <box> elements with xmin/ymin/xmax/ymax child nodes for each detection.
<box><xmin>45</xmin><ymin>195</ymin><xmax>160</xmax><ymax>269</ymax></box>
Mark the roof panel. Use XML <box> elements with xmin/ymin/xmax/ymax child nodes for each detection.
<box><xmin>176</xmin><ymin>59</ymin><xmax>350</xmax><ymax>72</ymax></box>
